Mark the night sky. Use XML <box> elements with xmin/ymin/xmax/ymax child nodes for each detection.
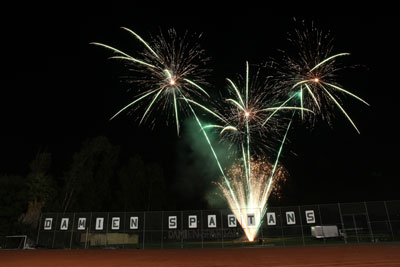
<box><xmin>1</xmin><ymin>8</ymin><xmax>398</xmax><ymax>208</ymax></box>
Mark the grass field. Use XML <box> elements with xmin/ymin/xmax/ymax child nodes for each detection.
<box><xmin>1</xmin><ymin>244</ymin><xmax>399</xmax><ymax>267</ymax></box>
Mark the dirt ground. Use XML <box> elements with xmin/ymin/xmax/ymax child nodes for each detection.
<box><xmin>1</xmin><ymin>244</ymin><xmax>399</xmax><ymax>267</ymax></box>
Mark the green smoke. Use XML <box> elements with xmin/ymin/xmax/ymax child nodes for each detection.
<box><xmin>174</xmin><ymin>117</ymin><xmax>236</xmax><ymax>209</ymax></box>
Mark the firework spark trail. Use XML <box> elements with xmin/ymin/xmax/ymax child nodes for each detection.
<box><xmin>261</xmin><ymin>92</ymin><xmax>298</xmax><ymax>126</ymax></box>
<box><xmin>300</xmin><ymin>86</ymin><xmax>304</xmax><ymax>119</ymax></box>
<box><xmin>260</xmin><ymin>111</ymin><xmax>295</xmax><ymax>220</ymax></box>
<box><xmin>245</xmin><ymin>63</ymin><xmax>252</xmax><ymax>203</ymax></box>
<box><xmin>91</xmin><ymin>27</ymin><xmax>210</xmax><ymax>135</ymax></box>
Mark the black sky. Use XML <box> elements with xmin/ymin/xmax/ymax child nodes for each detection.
<box><xmin>1</xmin><ymin>8</ymin><xmax>398</xmax><ymax>207</ymax></box>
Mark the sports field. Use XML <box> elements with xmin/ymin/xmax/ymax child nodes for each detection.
<box><xmin>1</xmin><ymin>244</ymin><xmax>399</xmax><ymax>267</ymax></box>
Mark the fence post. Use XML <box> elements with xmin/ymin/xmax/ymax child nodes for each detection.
<box><xmin>298</xmin><ymin>206</ymin><xmax>305</xmax><ymax>246</ymax></box>
<box><xmin>260</xmin><ymin>208</ymin><xmax>264</xmax><ymax>246</ymax></box>
<box><xmin>317</xmin><ymin>205</ymin><xmax>326</xmax><ymax>244</ymax></box>
<box><xmin>105</xmin><ymin>212</ymin><xmax>109</xmax><ymax>248</ymax></box>
<box><xmin>337</xmin><ymin>203</ymin><xmax>346</xmax><ymax>244</ymax></box>
<box><xmin>69</xmin><ymin>213</ymin><xmax>75</xmax><ymax>249</ymax></box>
<box><xmin>384</xmin><ymin>201</ymin><xmax>395</xmax><ymax>241</ymax></box>
<box><xmin>86</xmin><ymin>212</ymin><xmax>92</xmax><ymax>249</ymax></box>
<box><xmin>364</xmin><ymin>202</ymin><xmax>374</xmax><ymax>242</ymax></box>
<box><xmin>279</xmin><ymin>207</ymin><xmax>285</xmax><ymax>247</ymax></box>
<box><xmin>219</xmin><ymin>210</ymin><xmax>224</xmax><ymax>248</ymax></box>
<box><xmin>161</xmin><ymin>211</ymin><xmax>164</xmax><ymax>249</ymax></box>
<box><xmin>51</xmin><ymin>213</ymin><xmax>58</xmax><ymax>249</ymax></box>
<box><xmin>201</xmin><ymin>210</ymin><xmax>204</xmax><ymax>249</ymax></box>
<box><xmin>123</xmin><ymin>211</ymin><xmax>126</xmax><ymax>249</ymax></box>
<box><xmin>142</xmin><ymin>212</ymin><xmax>146</xmax><ymax>249</ymax></box>
<box><xmin>352</xmin><ymin>215</ymin><xmax>359</xmax><ymax>243</ymax></box>
<box><xmin>181</xmin><ymin>211</ymin><xmax>183</xmax><ymax>249</ymax></box>
<box><xmin>36</xmin><ymin>213</ymin><xmax>42</xmax><ymax>246</ymax></box>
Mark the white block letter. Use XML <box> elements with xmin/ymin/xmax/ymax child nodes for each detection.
<box><xmin>111</xmin><ymin>217</ymin><xmax>120</xmax><ymax>230</ymax></box>
<box><xmin>130</xmin><ymin>217</ymin><xmax>138</xmax><ymax>229</ymax></box>
<box><xmin>188</xmin><ymin>215</ymin><xmax>197</xmax><ymax>229</ymax></box>
<box><xmin>208</xmin><ymin>215</ymin><xmax>216</xmax><ymax>228</ymax></box>
<box><xmin>228</xmin><ymin>214</ymin><xmax>237</xmax><ymax>227</ymax></box>
<box><xmin>60</xmin><ymin>218</ymin><xmax>69</xmax><ymax>230</ymax></box>
<box><xmin>77</xmin><ymin>218</ymin><xmax>86</xmax><ymax>230</ymax></box>
<box><xmin>169</xmin><ymin>216</ymin><xmax>177</xmax><ymax>229</ymax></box>
<box><xmin>247</xmin><ymin>214</ymin><xmax>255</xmax><ymax>227</ymax></box>
<box><xmin>267</xmin><ymin>212</ymin><xmax>276</xmax><ymax>226</ymax></box>
<box><xmin>95</xmin><ymin>217</ymin><xmax>104</xmax><ymax>230</ymax></box>
<box><xmin>44</xmin><ymin>218</ymin><xmax>53</xmax><ymax>230</ymax></box>
<box><xmin>286</xmin><ymin>211</ymin><xmax>296</xmax><ymax>225</ymax></box>
<box><xmin>305</xmin><ymin>210</ymin><xmax>316</xmax><ymax>224</ymax></box>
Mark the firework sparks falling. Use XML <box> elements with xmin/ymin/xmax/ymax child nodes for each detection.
<box><xmin>91</xmin><ymin>28</ymin><xmax>210</xmax><ymax>135</ymax></box>
<box><xmin>217</xmin><ymin>157</ymin><xmax>287</xmax><ymax>241</ymax></box>
<box><xmin>271</xmin><ymin>20</ymin><xmax>369</xmax><ymax>133</ymax></box>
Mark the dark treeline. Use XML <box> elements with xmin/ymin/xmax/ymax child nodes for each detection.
<box><xmin>0</xmin><ymin>136</ymin><xmax>168</xmax><ymax>236</ymax></box>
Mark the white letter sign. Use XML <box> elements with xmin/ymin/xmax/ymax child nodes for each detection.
<box><xmin>130</xmin><ymin>217</ymin><xmax>138</xmax><ymax>229</ymax></box>
<box><xmin>228</xmin><ymin>214</ymin><xmax>237</xmax><ymax>227</ymax></box>
<box><xmin>208</xmin><ymin>215</ymin><xmax>216</xmax><ymax>228</ymax></box>
<box><xmin>305</xmin><ymin>210</ymin><xmax>316</xmax><ymax>224</ymax></box>
<box><xmin>77</xmin><ymin>218</ymin><xmax>86</xmax><ymax>230</ymax></box>
<box><xmin>111</xmin><ymin>217</ymin><xmax>120</xmax><ymax>230</ymax></box>
<box><xmin>267</xmin><ymin>212</ymin><xmax>276</xmax><ymax>226</ymax></box>
<box><xmin>60</xmin><ymin>218</ymin><xmax>69</xmax><ymax>230</ymax></box>
<box><xmin>95</xmin><ymin>217</ymin><xmax>104</xmax><ymax>230</ymax></box>
<box><xmin>286</xmin><ymin>211</ymin><xmax>296</xmax><ymax>225</ymax></box>
<box><xmin>188</xmin><ymin>215</ymin><xmax>197</xmax><ymax>228</ymax></box>
<box><xmin>169</xmin><ymin>216</ymin><xmax>177</xmax><ymax>229</ymax></box>
<box><xmin>44</xmin><ymin>218</ymin><xmax>53</xmax><ymax>230</ymax></box>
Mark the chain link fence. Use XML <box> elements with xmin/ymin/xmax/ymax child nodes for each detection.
<box><xmin>35</xmin><ymin>200</ymin><xmax>400</xmax><ymax>249</ymax></box>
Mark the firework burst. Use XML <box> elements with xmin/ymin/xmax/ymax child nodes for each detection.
<box><xmin>91</xmin><ymin>28</ymin><xmax>210</xmax><ymax>135</ymax></box>
<box><xmin>271</xmin><ymin>20</ymin><xmax>369</xmax><ymax>133</ymax></box>
<box><xmin>187</xmin><ymin>62</ymin><xmax>310</xmax><ymax>157</ymax></box>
